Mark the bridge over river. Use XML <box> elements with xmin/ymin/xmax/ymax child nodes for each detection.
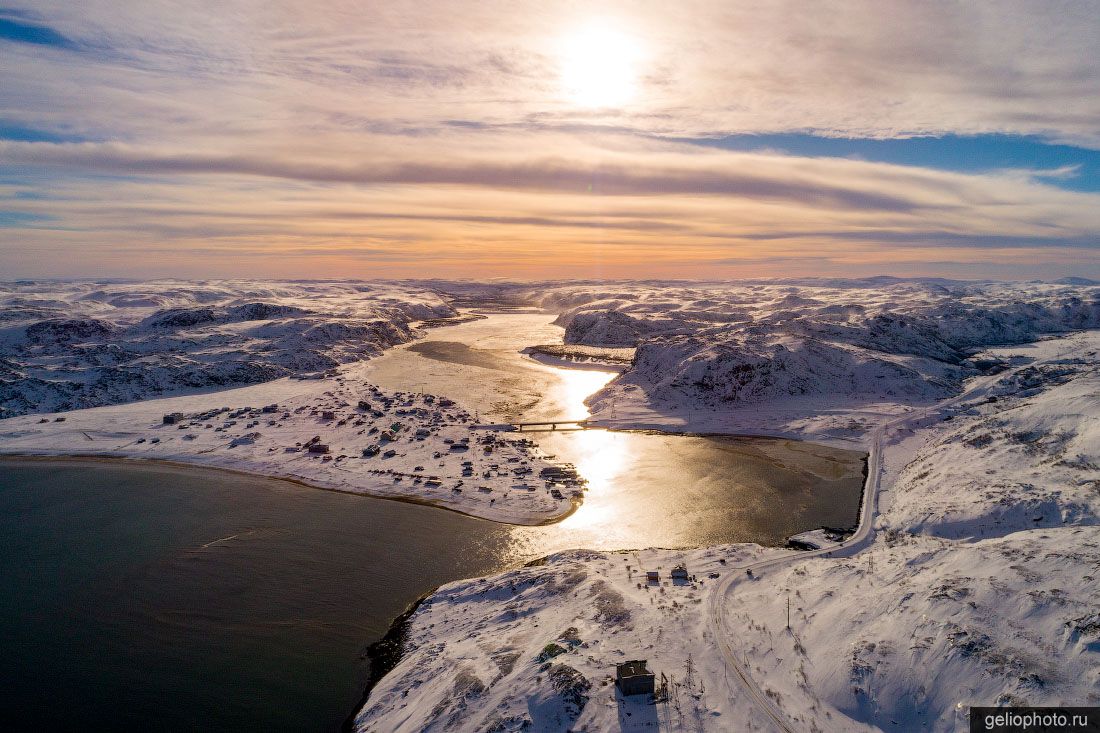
<box><xmin>510</xmin><ymin>419</ymin><xmax>588</xmax><ymax>432</ymax></box>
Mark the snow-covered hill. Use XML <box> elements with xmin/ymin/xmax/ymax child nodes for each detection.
<box><xmin>354</xmin><ymin>329</ymin><xmax>1100</xmax><ymax>732</ymax></box>
<box><xmin>4</xmin><ymin>277</ymin><xmax>1098</xmax><ymax>730</ymax></box>
<box><xmin>722</xmin><ymin>333</ymin><xmax>1100</xmax><ymax>730</ymax></box>
<box><xmin>510</xmin><ymin>279</ymin><xmax>1100</xmax><ymax>435</ymax></box>
<box><xmin>0</xmin><ymin>280</ymin><xmax>455</xmax><ymax>417</ymax></box>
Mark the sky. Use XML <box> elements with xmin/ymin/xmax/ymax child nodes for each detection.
<box><xmin>0</xmin><ymin>1</ymin><xmax>1098</xmax><ymax>281</ymax></box>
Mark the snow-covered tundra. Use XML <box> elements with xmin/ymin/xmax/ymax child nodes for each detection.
<box><xmin>355</xmin><ymin>283</ymin><xmax>1100</xmax><ymax>733</ymax></box>
<box><xmin>532</xmin><ymin>278</ymin><xmax>1100</xmax><ymax>436</ymax></box>
<box><xmin>1</xmin><ymin>278</ymin><xmax>1098</xmax><ymax>730</ymax></box>
<box><xmin>0</xmin><ymin>279</ymin><xmax>584</xmax><ymax>523</ymax></box>
<box><xmin>0</xmin><ymin>279</ymin><xmax>455</xmax><ymax>417</ymax></box>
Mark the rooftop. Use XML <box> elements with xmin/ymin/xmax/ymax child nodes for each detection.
<box><xmin>616</xmin><ymin>660</ymin><xmax>652</xmax><ymax>679</ymax></box>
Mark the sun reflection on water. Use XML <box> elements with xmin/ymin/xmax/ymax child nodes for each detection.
<box><xmin>552</xmin><ymin>367</ymin><xmax>617</xmax><ymax>419</ymax></box>
<box><xmin>542</xmin><ymin>367</ymin><xmax>631</xmax><ymax>533</ymax></box>
<box><xmin>367</xmin><ymin>314</ymin><xmax>867</xmax><ymax>555</ymax></box>
<box><xmin>558</xmin><ymin>430</ymin><xmax>625</xmax><ymax>531</ymax></box>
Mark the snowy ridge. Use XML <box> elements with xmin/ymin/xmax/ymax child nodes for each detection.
<box><xmin>0</xmin><ymin>280</ymin><xmax>455</xmax><ymax>417</ymax></box>
<box><xmin>521</xmin><ymin>280</ymin><xmax>1100</xmax><ymax>432</ymax></box>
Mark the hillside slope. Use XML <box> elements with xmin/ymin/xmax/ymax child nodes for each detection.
<box><xmin>0</xmin><ymin>280</ymin><xmax>454</xmax><ymax>417</ymax></box>
<box><xmin>354</xmin><ymin>330</ymin><xmax>1100</xmax><ymax>732</ymax></box>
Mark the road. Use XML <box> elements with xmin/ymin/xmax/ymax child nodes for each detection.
<box><xmin>705</xmin><ymin>368</ymin><xmax>1015</xmax><ymax>731</ymax></box>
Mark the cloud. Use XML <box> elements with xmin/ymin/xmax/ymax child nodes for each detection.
<box><xmin>1025</xmin><ymin>164</ymin><xmax>1082</xmax><ymax>181</ymax></box>
<box><xmin>0</xmin><ymin>1</ymin><xmax>1098</xmax><ymax>279</ymax></box>
<box><xmin>3</xmin><ymin>137</ymin><xmax>1098</xmax><ymax>265</ymax></box>
<box><xmin>3</xmin><ymin>1</ymin><xmax>1099</xmax><ymax>143</ymax></box>
<box><xmin>733</xmin><ymin>229</ymin><xmax>1100</xmax><ymax>250</ymax></box>
<box><xmin>0</xmin><ymin>140</ymin><xmax>927</xmax><ymax>213</ymax></box>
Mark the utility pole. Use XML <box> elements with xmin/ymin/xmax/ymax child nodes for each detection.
<box><xmin>787</xmin><ymin>593</ymin><xmax>791</xmax><ymax>631</ymax></box>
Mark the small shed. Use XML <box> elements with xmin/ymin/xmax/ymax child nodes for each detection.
<box><xmin>307</xmin><ymin>443</ymin><xmax>330</xmax><ymax>454</ymax></box>
<box><xmin>646</xmin><ymin>571</ymin><xmax>659</xmax><ymax>584</ymax></box>
<box><xmin>321</xmin><ymin>410</ymin><xmax>336</xmax><ymax>421</ymax></box>
<box><xmin>615</xmin><ymin>660</ymin><xmax>655</xmax><ymax>696</ymax></box>
<box><xmin>163</xmin><ymin>412</ymin><xmax>185</xmax><ymax>425</ymax></box>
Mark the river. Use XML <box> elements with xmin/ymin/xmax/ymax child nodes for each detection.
<box><xmin>367</xmin><ymin>313</ymin><xmax>865</xmax><ymax>550</ymax></box>
<box><xmin>0</xmin><ymin>311</ymin><xmax>864</xmax><ymax>731</ymax></box>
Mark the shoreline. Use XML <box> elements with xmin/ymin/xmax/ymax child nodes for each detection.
<box><xmin>340</xmin><ymin>443</ymin><xmax>870</xmax><ymax>725</ymax></box>
<box><xmin>342</xmin><ymin>588</ymin><xmax>436</xmax><ymax>733</ymax></box>
<box><xmin>2</xmin><ymin>439</ymin><xmax>871</xmax><ymax>728</ymax></box>
<box><xmin>0</xmin><ymin>453</ymin><xmax>583</xmax><ymax>528</ymax></box>
<box><xmin>1</xmin><ymin>312</ymin><xmax>878</xmax><ymax>731</ymax></box>
<box><xmin>521</xmin><ymin>344</ymin><xmax>633</xmax><ymax>372</ymax></box>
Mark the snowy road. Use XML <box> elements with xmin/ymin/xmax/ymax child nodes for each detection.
<box><xmin>705</xmin><ymin>363</ymin><xmax>1021</xmax><ymax>731</ymax></box>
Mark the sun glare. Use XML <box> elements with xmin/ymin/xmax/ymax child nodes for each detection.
<box><xmin>559</xmin><ymin>24</ymin><xmax>643</xmax><ymax>108</ymax></box>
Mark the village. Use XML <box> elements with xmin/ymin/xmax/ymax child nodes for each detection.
<box><xmin>2</xmin><ymin>373</ymin><xmax>587</xmax><ymax>525</ymax></box>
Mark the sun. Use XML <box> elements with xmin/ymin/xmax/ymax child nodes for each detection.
<box><xmin>559</xmin><ymin>24</ymin><xmax>643</xmax><ymax>109</ymax></box>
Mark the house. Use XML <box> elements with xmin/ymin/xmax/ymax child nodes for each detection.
<box><xmin>615</xmin><ymin>660</ymin><xmax>655</xmax><ymax>696</ymax></box>
<box><xmin>646</xmin><ymin>571</ymin><xmax>659</xmax><ymax>584</ymax></box>
<box><xmin>261</xmin><ymin>404</ymin><xmax>279</xmax><ymax>413</ymax></box>
<box><xmin>307</xmin><ymin>443</ymin><xmax>330</xmax><ymax>454</ymax></box>
<box><xmin>163</xmin><ymin>412</ymin><xmax>185</xmax><ymax>425</ymax></box>
<box><xmin>358</xmin><ymin>400</ymin><xmax>372</xmax><ymax>411</ymax></box>
<box><xmin>671</xmin><ymin>565</ymin><xmax>689</xmax><ymax>581</ymax></box>
<box><xmin>321</xmin><ymin>410</ymin><xmax>336</xmax><ymax>420</ymax></box>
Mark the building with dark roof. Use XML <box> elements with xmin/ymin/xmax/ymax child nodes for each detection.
<box><xmin>615</xmin><ymin>660</ymin><xmax>655</xmax><ymax>696</ymax></box>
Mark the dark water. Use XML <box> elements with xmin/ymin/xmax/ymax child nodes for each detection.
<box><xmin>0</xmin><ymin>315</ymin><xmax>868</xmax><ymax>731</ymax></box>
<box><xmin>0</xmin><ymin>460</ymin><xmax>525</xmax><ymax>733</ymax></box>
<box><xmin>0</xmin><ymin>445</ymin><xmax>863</xmax><ymax>731</ymax></box>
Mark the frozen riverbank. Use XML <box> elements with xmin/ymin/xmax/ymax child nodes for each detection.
<box><xmin>0</xmin><ymin>311</ymin><xmax>867</xmax><ymax>535</ymax></box>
